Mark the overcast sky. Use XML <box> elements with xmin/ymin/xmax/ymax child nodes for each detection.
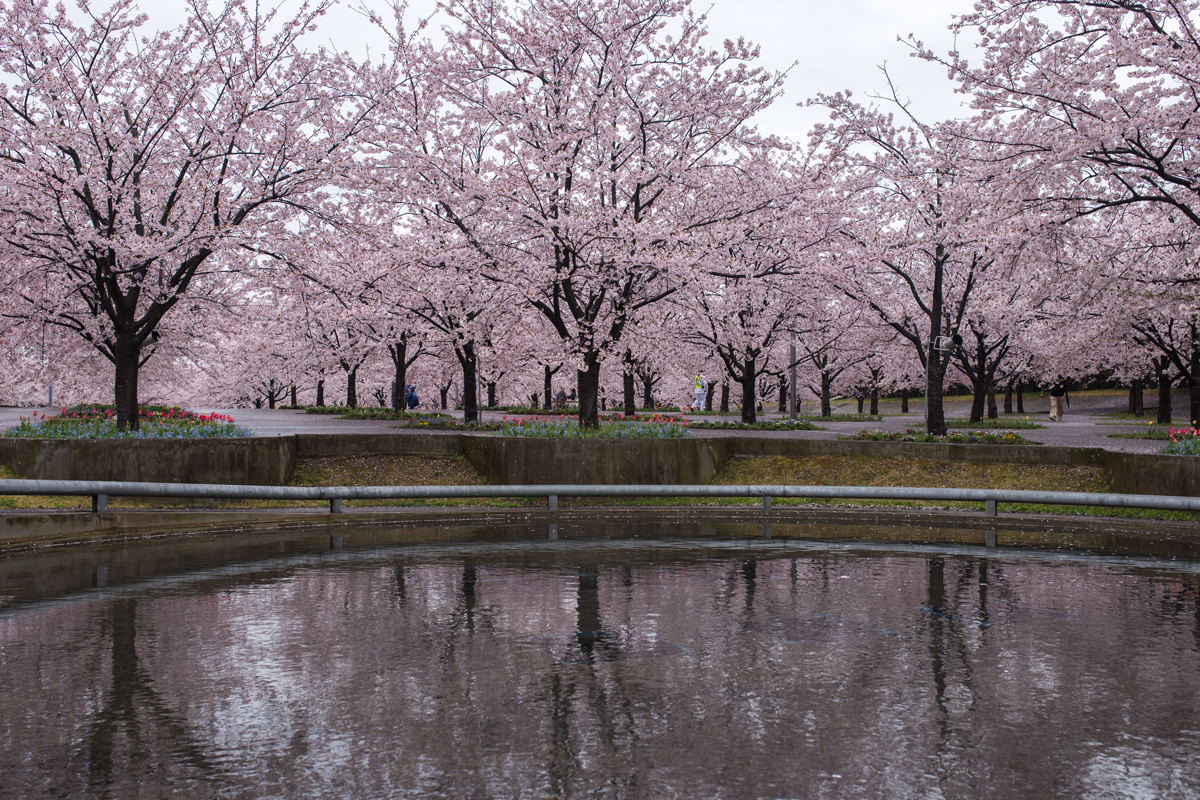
<box><xmin>151</xmin><ymin>0</ymin><xmax>975</xmax><ymax>141</ymax></box>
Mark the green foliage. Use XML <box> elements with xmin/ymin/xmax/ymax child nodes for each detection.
<box><xmin>1108</xmin><ymin>429</ymin><xmax>1174</xmax><ymax>441</ymax></box>
<box><xmin>688</xmin><ymin>420</ymin><xmax>822</xmax><ymax>431</ymax></box>
<box><xmin>852</xmin><ymin>428</ymin><xmax>1032</xmax><ymax>445</ymax></box>
<box><xmin>4</xmin><ymin>407</ymin><xmax>250</xmax><ymax>439</ymax></box>
<box><xmin>304</xmin><ymin>405</ymin><xmax>347</xmax><ymax>415</ymax></box>
<box><xmin>496</xmin><ymin>415</ymin><xmax>690</xmax><ymax>438</ymax></box>
<box><xmin>932</xmin><ymin>418</ymin><xmax>1046</xmax><ymax>429</ymax></box>
<box><xmin>338</xmin><ymin>408</ymin><xmax>454</xmax><ymax>422</ymax></box>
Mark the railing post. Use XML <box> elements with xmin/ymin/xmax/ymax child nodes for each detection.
<box><xmin>548</xmin><ymin>494</ymin><xmax>558</xmax><ymax>511</ymax></box>
<box><xmin>92</xmin><ymin>494</ymin><xmax>108</xmax><ymax>513</ymax></box>
<box><xmin>985</xmin><ymin>529</ymin><xmax>998</xmax><ymax>548</ymax></box>
<box><xmin>330</xmin><ymin>498</ymin><xmax>343</xmax><ymax>514</ymax></box>
<box><xmin>762</xmin><ymin>495</ymin><xmax>772</xmax><ymax>511</ymax></box>
<box><xmin>985</xmin><ymin>499</ymin><xmax>997</xmax><ymax>517</ymax></box>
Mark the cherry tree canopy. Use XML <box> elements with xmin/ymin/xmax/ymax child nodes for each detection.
<box><xmin>0</xmin><ymin>0</ymin><xmax>371</xmax><ymax>428</ymax></box>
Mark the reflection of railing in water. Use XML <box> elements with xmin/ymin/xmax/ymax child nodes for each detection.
<box><xmin>2</xmin><ymin>478</ymin><xmax>1199</xmax><ymax>519</ymax></box>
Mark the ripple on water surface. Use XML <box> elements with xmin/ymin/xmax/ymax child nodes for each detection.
<box><xmin>1</xmin><ymin>530</ymin><xmax>1199</xmax><ymax>799</ymax></box>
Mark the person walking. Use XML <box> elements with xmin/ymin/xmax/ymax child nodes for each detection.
<box><xmin>691</xmin><ymin>373</ymin><xmax>708</xmax><ymax>410</ymax></box>
<box><xmin>1049</xmin><ymin>380</ymin><xmax>1070</xmax><ymax>421</ymax></box>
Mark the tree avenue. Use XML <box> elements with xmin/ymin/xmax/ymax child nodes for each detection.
<box><xmin>1</xmin><ymin>0</ymin><xmax>1198</xmax><ymax>424</ymax></box>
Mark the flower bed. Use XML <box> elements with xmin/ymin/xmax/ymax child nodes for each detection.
<box><xmin>496</xmin><ymin>414</ymin><xmax>690</xmax><ymax>439</ymax></box>
<box><xmin>852</xmin><ymin>428</ymin><xmax>1032</xmax><ymax>445</ymax></box>
<box><xmin>1160</xmin><ymin>427</ymin><xmax>1200</xmax><ymax>455</ymax></box>
<box><xmin>4</xmin><ymin>405</ymin><xmax>250</xmax><ymax>439</ymax></box>
<box><xmin>687</xmin><ymin>420</ymin><xmax>821</xmax><ymax>431</ymax></box>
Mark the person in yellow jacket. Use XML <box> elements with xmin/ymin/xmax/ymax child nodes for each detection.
<box><xmin>691</xmin><ymin>374</ymin><xmax>708</xmax><ymax>410</ymax></box>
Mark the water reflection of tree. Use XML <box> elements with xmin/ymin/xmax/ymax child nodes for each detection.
<box><xmin>544</xmin><ymin>565</ymin><xmax>643</xmax><ymax>796</ymax></box>
<box><xmin>86</xmin><ymin>599</ymin><xmax>221</xmax><ymax>795</ymax></box>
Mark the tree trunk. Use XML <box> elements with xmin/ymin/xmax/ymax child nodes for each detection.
<box><xmin>291</xmin><ymin>385</ymin><xmax>297</xmax><ymax>407</ymax></box>
<box><xmin>856</xmin><ymin>396</ymin><xmax>865</xmax><ymax>414</ymax></box>
<box><xmin>1128</xmin><ymin>380</ymin><xmax>1144</xmax><ymax>417</ymax></box>
<box><xmin>577</xmin><ymin>351</ymin><xmax>601</xmax><ymax>428</ymax></box>
<box><xmin>544</xmin><ymin>365</ymin><xmax>553</xmax><ymax>411</ymax></box>
<box><xmin>925</xmin><ymin>353</ymin><xmax>948</xmax><ymax>436</ymax></box>
<box><xmin>1155</xmin><ymin>357</ymin><xmax>1172</xmax><ymax>424</ymax></box>
<box><xmin>987</xmin><ymin>385</ymin><xmax>998</xmax><ymax>419</ymax></box>
<box><xmin>623</xmin><ymin>370</ymin><xmax>636</xmax><ymax>416</ymax></box>
<box><xmin>440</xmin><ymin>383</ymin><xmax>450</xmax><ymax>410</ymax></box>
<box><xmin>740</xmin><ymin>357</ymin><xmax>757</xmax><ymax>424</ymax></box>
<box><xmin>869</xmin><ymin>388</ymin><xmax>879</xmax><ymax>416</ymax></box>
<box><xmin>1016</xmin><ymin>382</ymin><xmax>1025</xmax><ymax>413</ymax></box>
<box><xmin>719</xmin><ymin>383</ymin><xmax>729</xmax><ymax>413</ymax></box>
<box><xmin>778</xmin><ymin>376</ymin><xmax>788</xmax><ymax>413</ymax></box>
<box><xmin>1003</xmin><ymin>383</ymin><xmax>1013</xmax><ymax>414</ymax></box>
<box><xmin>901</xmin><ymin>388</ymin><xmax>909</xmax><ymax>413</ymax></box>
<box><xmin>113</xmin><ymin>335</ymin><xmax>141</xmax><ymax>431</ymax></box>
<box><xmin>316</xmin><ymin>379</ymin><xmax>325</xmax><ymax>408</ymax></box>
<box><xmin>346</xmin><ymin>367</ymin><xmax>357</xmax><ymax>408</ymax></box>
<box><xmin>820</xmin><ymin>372</ymin><xmax>832</xmax><ymax>418</ymax></box>
<box><xmin>969</xmin><ymin>376</ymin><xmax>987</xmax><ymax>423</ymax></box>
<box><xmin>391</xmin><ymin>341</ymin><xmax>409</xmax><ymax>411</ymax></box>
<box><xmin>641</xmin><ymin>374</ymin><xmax>654</xmax><ymax>411</ymax></box>
<box><xmin>487</xmin><ymin>382</ymin><xmax>496</xmax><ymax>409</ymax></box>
<box><xmin>268</xmin><ymin>382</ymin><xmax>277</xmax><ymax>410</ymax></box>
<box><xmin>1190</xmin><ymin>343</ymin><xmax>1200</xmax><ymax>425</ymax></box>
<box><xmin>456</xmin><ymin>342</ymin><xmax>479</xmax><ymax>423</ymax></box>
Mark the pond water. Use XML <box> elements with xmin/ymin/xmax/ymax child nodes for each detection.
<box><xmin>1</xmin><ymin>523</ymin><xmax>1199</xmax><ymax>799</ymax></box>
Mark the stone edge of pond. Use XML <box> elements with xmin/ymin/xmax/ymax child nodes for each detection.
<box><xmin>3</xmin><ymin>504</ymin><xmax>1200</xmax><ymax>554</ymax></box>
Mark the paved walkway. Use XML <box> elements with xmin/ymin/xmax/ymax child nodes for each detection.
<box><xmin>0</xmin><ymin>390</ymin><xmax>1185</xmax><ymax>455</ymax></box>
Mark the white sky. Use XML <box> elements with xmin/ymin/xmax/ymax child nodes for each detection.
<box><xmin>148</xmin><ymin>0</ymin><xmax>975</xmax><ymax>142</ymax></box>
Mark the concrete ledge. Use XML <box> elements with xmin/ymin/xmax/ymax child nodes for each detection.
<box><xmin>0</xmin><ymin>437</ymin><xmax>296</xmax><ymax>485</ymax></box>
<box><xmin>1104</xmin><ymin>451</ymin><xmax>1200</xmax><ymax>497</ymax></box>
<box><xmin>462</xmin><ymin>435</ymin><xmax>729</xmax><ymax>485</ymax></box>
<box><xmin>3</xmin><ymin>504</ymin><xmax>1198</xmax><ymax>557</ymax></box>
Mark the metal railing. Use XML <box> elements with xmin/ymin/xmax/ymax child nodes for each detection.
<box><xmin>1</xmin><ymin>478</ymin><xmax>1198</xmax><ymax>517</ymax></box>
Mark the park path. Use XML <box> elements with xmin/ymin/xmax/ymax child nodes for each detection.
<box><xmin>0</xmin><ymin>390</ymin><xmax>1183</xmax><ymax>455</ymax></box>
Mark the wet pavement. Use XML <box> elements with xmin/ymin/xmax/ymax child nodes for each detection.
<box><xmin>0</xmin><ymin>390</ymin><xmax>1188</xmax><ymax>455</ymax></box>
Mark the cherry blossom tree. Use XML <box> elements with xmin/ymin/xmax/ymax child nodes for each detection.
<box><xmin>925</xmin><ymin>0</ymin><xmax>1200</xmax><ymax>229</ymax></box>
<box><xmin>373</xmin><ymin>0</ymin><xmax>788</xmax><ymax>427</ymax></box>
<box><xmin>0</xmin><ymin>0</ymin><xmax>372</xmax><ymax>428</ymax></box>
<box><xmin>817</xmin><ymin>87</ymin><xmax>1046</xmax><ymax>434</ymax></box>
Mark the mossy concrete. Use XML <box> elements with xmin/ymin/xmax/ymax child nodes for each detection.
<box><xmin>0</xmin><ymin>432</ymin><xmax>1196</xmax><ymax>498</ymax></box>
<box><xmin>461</xmin><ymin>435</ymin><xmax>728</xmax><ymax>485</ymax></box>
<box><xmin>1103</xmin><ymin>451</ymin><xmax>1200</xmax><ymax>497</ymax></box>
<box><xmin>0</xmin><ymin>437</ymin><xmax>296</xmax><ymax>485</ymax></box>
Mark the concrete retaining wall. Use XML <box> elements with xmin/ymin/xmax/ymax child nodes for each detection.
<box><xmin>461</xmin><ymin>435</ymin><xmax>728</xmax><ymax>485</ymax></box>
<box><xmin>0</xmin><ymin>437</ymin><xmax>296</xmax><ymax>485</ymax></box>
<box><xmin>1</xmin><ymin>430</ymin><xmax>1197</xmax><ymax>497</ymax></box>
<box><xmin>1104</xmin><ymin>451</ymin><xmax>1200</xmax><ymax>497</ymax></box>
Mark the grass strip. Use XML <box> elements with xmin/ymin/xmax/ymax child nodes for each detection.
<box><xmin>3</xmin><ymin>453</ymin><xmax>1199</xmax><ymax>522</ymax></box>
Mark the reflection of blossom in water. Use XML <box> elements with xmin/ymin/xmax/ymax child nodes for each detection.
<box><xmin>1081</xmin><ymin>748</ymin><xmax>1195</xmax><ymax>800</ymax></box>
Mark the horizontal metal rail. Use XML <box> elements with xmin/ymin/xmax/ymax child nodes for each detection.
<box><xmin>0</xmin><ymin>479</ymin><xmax>1198</xmax><ymax>517</ymax></box>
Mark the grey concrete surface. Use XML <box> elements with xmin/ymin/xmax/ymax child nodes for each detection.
<box><xmin>0</xmin><ymin>391</ymin><xmax>1191</xmax><ymax>456</ymax></box>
